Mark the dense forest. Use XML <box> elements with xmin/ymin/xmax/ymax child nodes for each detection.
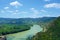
<box><xmin>31</xmin><ymin>17</ymin><xmax>60</xmax><ymax>40</ymax></box>
<box><xmin>0</xmin><ymin>24</ymin><xmax>31</xmax><ymax>35</ymax></box>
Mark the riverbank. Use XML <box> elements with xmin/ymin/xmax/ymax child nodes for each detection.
<box><xmin>0</xmin><ymin>36</ymin><xmax>6</xmax><ymax>40</ymax></box>
<box><xmin>0</xmin><ymin>28</ymin><xmax>30</xmax><ymax>40</ymax></box>
<box><xmin>0</xmin><ymin>25</ymin><xmax>43</xmax><ymax>40</ymax></box>
<box><xmin>6</xmin><ymin>25</ymin><xmax>43</xmax><ymax>40</ymax></box>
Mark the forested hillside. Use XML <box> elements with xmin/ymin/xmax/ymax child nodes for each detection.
<box><xmin>0</xmin><ymin>17</ymin><xmax>56</xmax><ymax>36</ymax></box>
<box><xmin>0</xmin><ymin>17</ymin><xmax>56</xmax><ymax>24</ymax></box>
<box><xmin>32</xmin><ymin>17</ymin><xmax>60</xmax><ymax>40</ymax></box>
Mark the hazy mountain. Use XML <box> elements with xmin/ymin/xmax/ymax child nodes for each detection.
<box><xmin>0</xmin><ymin>17</ymin><xmax>56</xmax><ymax>24</ymax></box>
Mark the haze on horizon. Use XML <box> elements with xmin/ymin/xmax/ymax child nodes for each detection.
<box><xmin>0</xmin><ymin>0</ymin><xmax>60</xmax><ymax>18</ymax></box>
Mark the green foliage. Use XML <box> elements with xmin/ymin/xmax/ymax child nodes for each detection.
<box><xmin>0</xmin><ymin>24</ymin><xmax>31</xmax><ymax>35</ymax></box>
<box><xmin>32</xmin><ymin>17</ymin><xmax>60</xmax><ymax>40</ymax></box>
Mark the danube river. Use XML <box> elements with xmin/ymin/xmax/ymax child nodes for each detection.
<box><xmin>6</xmin><ymin>25</ymin><xmax>43</xmax><ymax>40</ymax></box>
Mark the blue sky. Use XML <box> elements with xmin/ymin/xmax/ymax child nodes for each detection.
<box><xmin>0</xmin><ymin>0</ymin><xmax>60</xmax><ymax>18</ymax></box>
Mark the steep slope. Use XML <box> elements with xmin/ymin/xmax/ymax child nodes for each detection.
<box><xmin>32</xmin><ymin>17</ymin><xmax>60</xmax><ymax>40</ymax></box>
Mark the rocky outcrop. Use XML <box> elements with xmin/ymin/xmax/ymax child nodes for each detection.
<box><xmin>0</xmin><ymin>36</ymin><xmax>6</xmax><ymax>40</ymax></box>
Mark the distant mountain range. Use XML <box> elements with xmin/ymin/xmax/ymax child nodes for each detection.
<box><xmin>0</xmin><ymin>17</ymin><xmax>56</xmax><ymax>24</ymax></box>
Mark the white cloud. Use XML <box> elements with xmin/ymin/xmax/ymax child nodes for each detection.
<box><xmin>7</xmin><ymin>10</ymin><xmax>13</xmax><ymax>13</ymax></box>
<box><xmin>14</xmin><ymin>10</ymin><xmax>26</xmax><ymax>14</ymax></box>
<box><xmin>0</xmin><ymin>10</ymin><xmax>5</xmax><ymax>13</ymax></box>
<box><xmin>13</xmin><ymin>13</ymin><xmax>17</xmax><ymax>14</ymax></box>
<box><xmin>21</xmin><ymin>11</ymin><xmax>28</xmax><ymax>13</ymax></box>
<box><xmin>44</xmin><ymin>3</ymin><xmax>60</xmax><ymax>8</ymax></box>
<box><xmin>12</xmin><ymin>10</ymin><xmax>19</xmax><ymax>14</ymax></box>
<box><xmin>45</xmin><ymin>15</ymin><xmax>51</xmax><ymax>17</ymax></box>
<box><xmin>30</xmin><ymin>8</ymin><xmax>39</xmax><ymax>14</ymax></box>
<box><xmin>15</xmin><ymin>10</ymin><xmax>19</xmax><ymax>12</ymax></box>
<box><xmin>40</xmin><ymin>10</ymin><xmax>47</xmax><ymax>12</ymax></box>
<box><xmin>4</xmin><ymin>7</ymin><xmax>9</xmax><ymax>9</ymax></box>
<box><xmin>30</xmin><ymin>8</ymin><xmax>47</xmax><ymax>18</ymax></box>
<box><xmin>44</xmin><ymin>0</ymin><xmax>50</xmax><ymax>2</ymax></box>
<box><xmin>0</xmin><ymin>9</ymin><xmax>28</xmax><ymax>15</ymax></box>
<box><xmin>39</xmin><ymin>14</ymin><xmax>51</xmax><ymax>17</ymax></box>
<box><xmin>30</xmin><ymin>8</ymin><xmax>47</xmax><ymax>14</ymax></box>
<box><xmin>8</xmin><ymin>10</ymin><xmax>28</xmax><ymax>14</ymax></box>
<box><xmin>30</xmin><ymin>8</ymin><xmax>39</xmax><ymax>18</ymax></box>
<box><xmin>10</xmin><ymin>1</ymin><xmax>23</xmax><ymax>8</ymax></box>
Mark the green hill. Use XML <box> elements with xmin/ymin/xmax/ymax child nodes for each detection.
<box><xmin>0</xmin><ymin>17</ymin><xmax>56</xmax><ymax>36</ymax></box>
<box><xmin>32</xmin><ymin>17</ymin><xmax>60</xmax><ymax>40</ymax></box>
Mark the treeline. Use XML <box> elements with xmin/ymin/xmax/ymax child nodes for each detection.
<box><xmin>32</xmin><ymin>17</ymin><xmax>60</xmax><ymax>40</ymax></box>
<box><xmin>0</xmin><ymin>24</ymin><xmax>31</xmax><ymax>35</ymax></box>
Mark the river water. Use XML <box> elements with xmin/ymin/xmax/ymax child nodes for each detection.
<box><xmin>6</xmin><ymin>25</ymin><xmax>43</xmax><ymax>40</ymax></box>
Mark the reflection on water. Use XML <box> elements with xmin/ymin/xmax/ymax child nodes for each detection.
<box><xmin>6</xmin><ymin>25</ymin><xmax>43</xmax><ymax>40</ymax></box>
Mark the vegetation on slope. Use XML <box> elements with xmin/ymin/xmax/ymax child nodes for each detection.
<box><xmin>32</xmin><ymin>17</ymin><xmax>60</xmax><ymax>40</ymax></box>
<box><xmin>0</xmin><ymin>17</ymin><xmax>56</xmax><ymax>36</ymax></box>
<box><xmin>0</xmin><ymin>24</ymin><xmax>31</xmax><ymax>35</ymax></box>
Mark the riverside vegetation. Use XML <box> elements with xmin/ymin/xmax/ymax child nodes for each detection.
<box><xmin>31</xmin><ymin>17</ymin><xmax>60</xmax><ymax>40</ymax></box>
<box><xmin>0</xmin><ymin>17</ymin><xmax>57</xmax><ymax>40</ymax></box>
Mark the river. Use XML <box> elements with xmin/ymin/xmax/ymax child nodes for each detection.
<box><xmin>6</xmin><ymin>25</ymin><xmax>43</xmax><ymax>40</ymax></box>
